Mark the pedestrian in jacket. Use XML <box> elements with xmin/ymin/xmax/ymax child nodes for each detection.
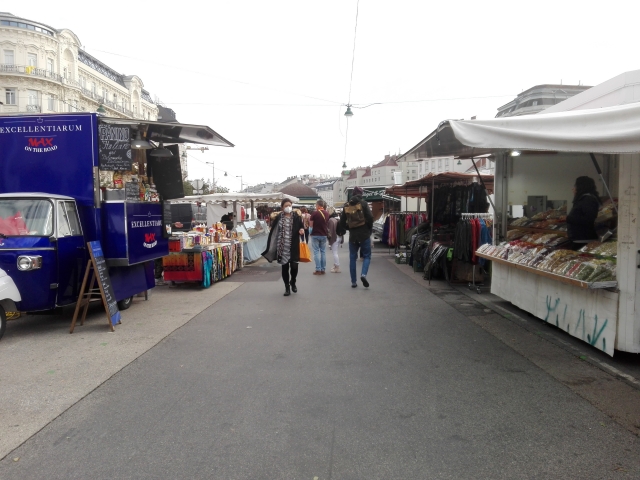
<box><xmin>338</xmin><ymin>186</ymin><xmax>374</xmax><ymax>288</ymax></box>
<box><xmin>309</xmin><ymin>199</ymin><xmax>330</xmax><ymax>274</ymax></box>
<box><xmin>567</xmin><ymin>176</ymin><xmax>601</xmax><ymax>247</ymax></box>
<box><xmin>262</xmin><ymin>198</ymin><xmax>305</xmax><ymax>296</ymax></box>
<box><xmin>327</xmin><ymin>207</ymin><xmax>343</xmax><ymax>273</ymax></box>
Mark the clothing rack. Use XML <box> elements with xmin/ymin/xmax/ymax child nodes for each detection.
<box><xmin>455</xmin><ymin>213</ymin><xmax>494</xmax><ymax>294</ymax></box>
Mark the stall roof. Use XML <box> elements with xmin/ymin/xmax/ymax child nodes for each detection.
<box><xmin>404</xmin><ymin>102</ymin><xmax>640</xmax><ymax>159</ymax></box>
<box><xmin>173</xmin><ymin>192</ymin><xmax>299</xmax><ymax>204</ymax></box>
<box><xmin>386</xmin><ymin>172</ymin><xmax>494</xmax><ymax>198</ymax></box>
<box><xmin>101</xmin><ymin>117</ymin><xmax>234</xmax><ymax>148</ymax></box>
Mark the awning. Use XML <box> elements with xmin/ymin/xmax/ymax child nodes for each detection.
<box><xmin>346</xmin><ymin>186</ymin><xmax>399</xmax><ymax>202</ymax></box>
<box><xmin>386</xmin><ymin>172</ymin><xmax>494</xmax><ymax>198</ymax></box>
<box><xmin>404</xmin><ymin>102</ymin><xmax>640</xmax><ymax>159</ymax></box>
<box><xmin>172</xmin><ymin>192</ymin><xmax>300</xmax><ymax>204</ymax></box>
<box><xmin>101</xmin><ymin>117</ymin><xmax>234</xmax><ymax>148</ymax></box>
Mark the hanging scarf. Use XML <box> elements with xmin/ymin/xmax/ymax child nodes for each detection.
<box><xmin>276</xmin><ymin>213</ymin><xmax>293</xmax><ymax>262</ymax></box>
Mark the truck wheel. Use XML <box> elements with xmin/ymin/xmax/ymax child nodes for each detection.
<box><xmin>117</xmin><ymin>296</ymin><xmax>133</xmax><ymax>310</ymax></box>
<box><xmin>0</xmin><ymin>307</ymin><xmax>6</xmax><ymax>341</ymax></box>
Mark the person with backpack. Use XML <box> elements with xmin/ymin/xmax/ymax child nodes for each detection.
<box><xmin>309</xmin><ymin>199</ymin><xmax>330</xmax><ymax>274</ymax></box>
<box><xmin>338</xmin><ymin>186</ymin><xmax>374</xmax><ymax>288</ymax></box>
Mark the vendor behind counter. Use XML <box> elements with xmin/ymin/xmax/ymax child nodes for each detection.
<box><xmin>567</xmin><ymin>176</ymin><xmax>601</xmax><ymax>247</ymax></box>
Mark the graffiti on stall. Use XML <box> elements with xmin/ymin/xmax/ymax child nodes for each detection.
<box><xmin>544</xmin><ymin>296</ymin><xmax>566</xmax><ymax>327</ymax></box>
<box><xmin>544</xmin><ymin>296</ymin><xmax>609</xmax><ymax>351</ymax></box>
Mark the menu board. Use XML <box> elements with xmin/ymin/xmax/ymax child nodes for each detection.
<box><xmin>125</xmin><ymin>182</ymin><xmax>140</xmax><ymax>202</ymax></box>
<box><xmin>98</xmin><ymin>124</ymin><xmax>132</xmax><ymax>171</ymax></box>
<box><xmin>87</xmin><ymin>241</ymin><xmax>121</xmax><ymax>326</ymax></box>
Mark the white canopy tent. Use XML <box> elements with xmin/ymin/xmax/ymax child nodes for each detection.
<box><xmin>401</xmin><ymin>101</ymin><xmax>640</xmax><ymax>356</ymax></box>
<box><xmin>170</xmin><ymin>192</ymin><xmax>299</xmax><ymax>227</ymax></box>
<box><xmin>405</xmin><ymin>102</ymin><xmax>640</xmax><ymax>160</ymax></box>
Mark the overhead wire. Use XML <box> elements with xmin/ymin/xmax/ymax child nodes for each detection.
<box><xmin>342</xmin><ymin>0</ymin><xmax>360</xmax><ymax>170</ymax></box>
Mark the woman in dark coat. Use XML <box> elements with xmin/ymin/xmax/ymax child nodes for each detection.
<box><xmin>262</xmin><ymin>198</ymin><xmax>305</xmax><ymax>296</ymax></box>
<box><xmin>567</xmin><ymin>176</ymin><xmax>601</xmax><ymax>247</ymax></box>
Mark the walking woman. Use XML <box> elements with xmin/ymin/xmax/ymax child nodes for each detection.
<box><xmin>327</xmin><ymin>207</ymin><xmax>343</xmax><ymax>273</ymax></box>
<box><xmin>262</xmin><ymin>198</ymin><xmax>305</xmax><ymax>296</ymax></box>
<box><xmin>301</xmin><ymin>207</ymin><xmax>311</xmax><ymax>242</ymax></box>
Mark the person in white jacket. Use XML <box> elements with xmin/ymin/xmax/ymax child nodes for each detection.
<box><xmin>327</xmin><ymin>207</ymin><xmax>343</xmax><ymax>273</ymax></box>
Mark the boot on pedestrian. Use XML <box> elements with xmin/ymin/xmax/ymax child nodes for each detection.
<box><xmin>331</xmin><ymin>265</ymin><xmax>341</xmax><ymax>273</ymax></box>
<box><xmin>284</xmin><ymin>285</ymin><xmax>291</xmax><ymax>296</ymax></box>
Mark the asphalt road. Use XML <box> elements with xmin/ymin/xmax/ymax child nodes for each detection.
<box><xmin>2</xmin><ymin>244</ymin><xmax>640</xmax><ymax>479</ymax></box>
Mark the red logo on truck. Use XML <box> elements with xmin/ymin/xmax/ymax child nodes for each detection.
<box><xmin>28</xmin><ymin>138</ymin><xmax>54</xmax><ymax>147</ymax></box>
<box><xmin>143</xmin><ymin>233</ymin><xmax>157</xmax><ymax>249</ymax></box>
<box><xmin>25</xmin><ymin>137</ymin><xmax>57</xmax><ymax>153</ymax></box>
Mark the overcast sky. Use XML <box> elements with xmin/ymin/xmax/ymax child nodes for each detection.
<box><xmin>19</xmin><ymin>1</ymin><xmax>640</xmax><ymax>191</ymax></box>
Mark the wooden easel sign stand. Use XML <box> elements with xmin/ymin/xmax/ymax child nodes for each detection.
<box><xmin>70</xmin><ymin>241</ymin><xmax>121</xmax><ymax>333</ymax></box>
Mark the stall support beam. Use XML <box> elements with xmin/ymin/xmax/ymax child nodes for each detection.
<box><xmin>250</xmin><ymin>200</ymin><xmax>255</xmax><ymax>220</ymax></box>
<box><xmin>233</xmin><ymin>201</ymin><xmax>238</xmax><ymax>229</ymax></box>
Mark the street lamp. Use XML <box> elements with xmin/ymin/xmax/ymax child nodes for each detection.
<box><xmin>205</xmin><ymin>161</ymin><xmax>215</xmax><ymax>192</ymax></box>
<box><xmin>236</xmin><ymin>175</ymin><xmax>244</xmax><ymax>192</ymax></box>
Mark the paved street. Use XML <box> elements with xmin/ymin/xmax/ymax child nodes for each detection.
<box><xmin>2</xmin><ymin>244</ymin><xmax>640</xmax><ymax>479</ymax></box>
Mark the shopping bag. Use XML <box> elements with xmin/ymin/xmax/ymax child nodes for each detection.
<box><xmin>299</xmin><ymin>238</ymin><xmax>312</xmax><ymax>263</ymax></box>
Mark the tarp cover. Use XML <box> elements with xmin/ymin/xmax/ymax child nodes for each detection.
<box><xmin>448</xmin><ymin>102</ymin><xmax>640</xmax><ymax>154</ymax></box>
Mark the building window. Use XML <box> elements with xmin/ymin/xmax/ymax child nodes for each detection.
<box><xmin>27</xmin><ymin>89</ymin><xmax>38</xmax><ymax>106</ymax></box>
<box><xmin>4</xmin><ymin>50</ymin><xmax>14</xmax><ymax>65</ymax></box>
<box><xmin>113</xmin><ymin>93</ymin><xmax>117</xmax><ymax>105</ymax></box>
<box><xmin>5</xmin><ymin>88</ymin><xmax>16</xmax><ymax>105</ymax></box>
<box><xmin>438</xmin><ymin>159</ymin><xmax>442</xmax><ymax>171</ymax></box>
<box><xmin>91</xmin><ymin>82</ymin><xmax>96</xmax><ymax>95</ymax></box>
<box><xmin>47</xmin><ymin>95</ymin><xmax>55</xmax><ymax>111</ymax></box>
<box><xmin>27</xmin><ymin>53</ymin><xmax>37</xmax><ymax>67</ymax></box>
<box><xmin>445</xmin><ymin>158</ymin><xmax>450</xmax><ymax>168</ymax></box>
<box><xmin>47</xmin><ymin>58</ymin><xmax>54</xmax><ymax>73</ymax></box>
<box><xmin>63</xmin><ymin>67</ymin><xmax>68</xmax><ymax>80</ymax></box>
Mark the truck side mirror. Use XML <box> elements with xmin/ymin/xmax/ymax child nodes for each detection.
<box><xmin>49</xmin><ymin>236</ymin><xmax>57</xmax><ymax>243</ymax></box>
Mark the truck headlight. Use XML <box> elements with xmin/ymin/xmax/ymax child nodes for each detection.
<box><xmin>17</xmin><ymin>255</ymin><xmax>42</xmax><ymax>271</ymax></box>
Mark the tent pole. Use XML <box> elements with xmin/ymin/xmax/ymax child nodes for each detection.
<box><xmin>428</xmin><ymin>174</ymin><xmax>435</xmax><ymax>285</ymax></box>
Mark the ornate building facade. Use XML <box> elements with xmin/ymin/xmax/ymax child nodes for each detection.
<box><xmin>0</xmin><ymin>12</ymin><xmax>158</xmax><ymax>120</ymax></box>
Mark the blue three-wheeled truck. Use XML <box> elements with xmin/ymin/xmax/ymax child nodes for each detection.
<box><xmin>0</xmin><ymin>113</ymin><xmax>233</xmax><ymax>339</ymax></box>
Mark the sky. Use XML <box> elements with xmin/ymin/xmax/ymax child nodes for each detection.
<box><xmin>17</xmin><ymin>1</ymin><xmax>640</xmax><ymax>191</ymax></box>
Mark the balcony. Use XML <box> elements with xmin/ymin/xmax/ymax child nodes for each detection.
<box><xmin>0</xmin><ymin>104</ymin><xmax>43</xmax><ymax>114</ymax></box>
<box><xmin>79</xmin><ymin>88</ymin><xmax>134</xmax><ymax>117</ymax></box>
<box><xmin>0</xmin><ymin>64</ymin><xmax>63</xmax><ymax>83</ymax></box>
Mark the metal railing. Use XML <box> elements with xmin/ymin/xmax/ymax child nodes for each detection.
<box><xmin>0</xmin><ymin>64</ymin><xmax>63</xmax><ymax>83</ymax></box>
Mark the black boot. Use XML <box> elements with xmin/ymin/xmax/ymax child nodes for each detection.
<box><xmin>290</xmin><ymin>282</ymin><xmax>297</xmax><ymax>293</ymax></box>
<box><xmin>284</xmin><ymin>285</ymin><xmax>291</xmax><ymax>296</ymax></box>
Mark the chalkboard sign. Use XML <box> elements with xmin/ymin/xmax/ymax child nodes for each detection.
<box><xmin>163</xmin><ymin>201</ymin><xmax>173</xmax><ymax>237</ymax></box>
<box><xmin>70</xmin><ymin>240</ymin><xmax>122</xmax><ymax>333</ymax></box>
<box><xmin>125</xmin><ymin>182</ymin><xmax>140</xmax><ymax>202</ymax></box>
<box><xmin>88</xmin><ymin>241</ymin><xmax>121</xmax><ymax>326</ymax></box>
<box><xmin>98</xmin><ymin>124</ymin><xmax>132</xmax><ymax>171</ymax></box>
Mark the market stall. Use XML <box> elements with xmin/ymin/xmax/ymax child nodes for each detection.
<box><xmin>162</xmin><ymin>219</ymin><xmax>244</xmax><ymax>286</ymax></box>
<box><xmin>403</xmin><ymin>101</ymin><xmax>640</xmax><ymax>356</ymax></box>
<box><xmin>170</xmin><ymin>193</ymin><xmax>299</xmax><ymax>263</ymax></box>
<box><xmin>385</xmin><ymin>172</ymin><xmax>494</xmax><ymax>285</ymax></box>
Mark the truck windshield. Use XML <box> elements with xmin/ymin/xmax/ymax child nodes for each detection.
<box><xmin>0</xmin><ymin>199</ymin><xmax>53</xmax><ymax>236</ymax></box>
